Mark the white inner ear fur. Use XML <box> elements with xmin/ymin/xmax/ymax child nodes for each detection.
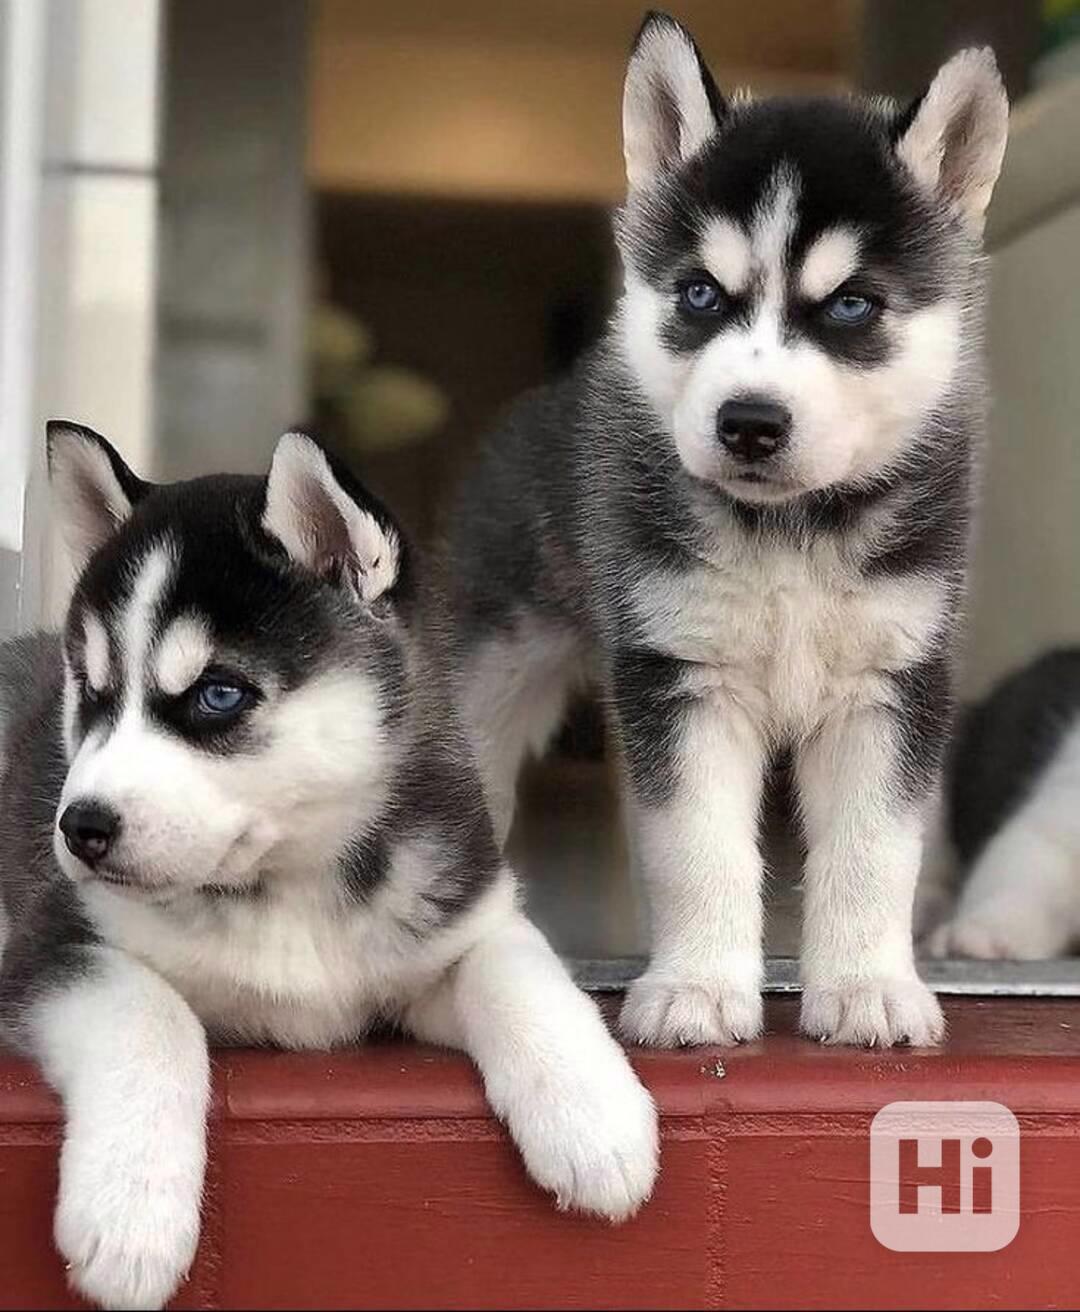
<box><xmin>154</xmin><ymin>615</ymin><xmax>212</xmax><ymax>696</ymax></box>
<box><xmin>798</xmin><ymin>227</ymin><xmax>861</xmax><ymax>301</ymax></box>
<box><xmin>895</xmin><ymin>47</ymin><xmax>1008</xmax><ymax>233</ymax></box>
<box><xmin>263</xmin><ymin>432</ymin><xmax>399</xmax><ymax>604</ymax></box>
<box><xmin>50</xmin><ymin>431</ymin><xmax>134</xmax><ymax>569</ymax></box>
<box><xmin>623</xmin><ymin>19</ymin><xmax>717</xmax><ymax>191</ymax></box>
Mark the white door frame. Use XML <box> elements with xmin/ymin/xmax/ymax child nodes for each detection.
<box><xmin>0</xmin><ymin>0</ymin><xmax>46</xmax><ymax>632</ymax></box>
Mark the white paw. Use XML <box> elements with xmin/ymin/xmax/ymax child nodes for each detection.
<box><xmin>924</xmin><ymin>907</ymin><xmax>1069</xmax><ymax>961</ymax></box>
<box><xmin>620</xmin><ymin>971</ymin><xmax>764</xmax><ymax>1047</ymax></box>
<box><xmin>505</xmin><ymin>1057</ymin><xmax>659</xmax><ymax>1222</ymax></box>
<box><xmin>801</xmin><ymin>975</ymin><xmax>945</xmax><ymax>1047</ymax></box>
<box><xmin>55</xmin><ymin>1132</ymin><xmax>204</xmax><ymax>1310</ymax></box>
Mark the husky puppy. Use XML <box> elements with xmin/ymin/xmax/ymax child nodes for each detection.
<box><xmin>923</xmin><ymin>648</ymin><xmax>1080</xmax><ymax>959</ymax></box>
<box><xmin>443</xmin><ymin>13</ymin><xmax>1008</xmax><ymax>1048</ymax></box>
<box><xmin>0</xmin><ymin>425</ymin><xmax>657</xmax><ymax>1310</ymax></box>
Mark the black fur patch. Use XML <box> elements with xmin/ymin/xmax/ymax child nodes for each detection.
<box><xmin>659</xmin><ymin>292</ymin><xmax>753</xmax><ymax>355</ymax></box>
<box><xmin>787</xmin><ymin>294</ymin><xmax>893</xmax><ymax>370</ymax></box>
<box><xmin>726</xmin><ymin>476</ymin><xmax>895</xmax><ymax>539</ymax></box>
<box><xmin>0</xmin><ymin>882</ymin><xmax>101</xmax><ymax>1050</ymax></box>
<box><xmin>340</xmin><ymin>827</ymin><xmax>391</xmax><ymax>902</ymax></box>
<box><xmin>338</xmin><ymin>730</ymin><xmax>501</xmax><ymax>928</ymax></box>
<box><xmin>890</xmin><ymin>650</ymin><xmax>955</xmax><ymax>803</ymax></box>
<box><xmin>398</xmin><ymin>742</ymin><xmax>502</xmax><ymax>925</ymax></box>
<box><xmin>861</xmin><ymin>390</ymin><xmax>976</xmax><ymax>581</ymax></box>
<box><xmin>610</xmin><ymin>647</ymin><xmax>689</xmax><ymax>807</ymax></box>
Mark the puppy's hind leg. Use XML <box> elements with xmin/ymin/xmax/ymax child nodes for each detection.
<box><xmin>2</xmin><ymin>931</ymin><xmax>209</xmax><ymax>1310</ymax></box>
<box><xmin>405</xmin><ymin>896</ymin><xmax>659</xmax><ymax>1221</ymax></box>
<box><xmin>458</xmin><ymin>614</ymin><xmax>587</xmax><ymax>846</ymax></box>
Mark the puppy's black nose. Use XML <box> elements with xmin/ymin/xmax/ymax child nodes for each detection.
<box><xmin>717</xmin><ymin>397</ymin><xmax>791</xmax><ymax>463</ymax></box>
<box><xmin>59</xmin><ymin>800</ymin><xmax>121</xmax><ymax>866</ymax></box>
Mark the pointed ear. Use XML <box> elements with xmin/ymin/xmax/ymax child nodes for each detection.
<box><xmin>894</xmin><ymin>48</ymin><xmax>1008</xmax><ymax>236</ymax></box>
<box><xmin>623</xmin><ymin>12</ymin><xmax>725</xmax><ymax>192</ymax></box>
<box><xmin>262</xmin><ymin>432</ymin><xmax>403</xmax><ymax>605</ymax></box>
<box><xmin>46</xmin><ymin>421</ymin><xmax>148</xmax><ymax>572</ymax></box>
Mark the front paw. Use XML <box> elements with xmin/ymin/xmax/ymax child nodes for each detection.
<box><xmin>801</xmin><ymin>974</ymin><xmax>944</xmax><ymax>1047</ymax></box>
<box><xmin>55</xmin><ymin>1133</ymin><xmax>204</xmax><ymax>1310</ymax></box>
<box><xmin>620</xmin><ymin>970</ymin><xmax>764</xmax><ymax>1047</ymax></box>
<box><xmin>507</xmin><ymin>1056</ymin><xmax>659</xmax><ymax>1223</ymax></box>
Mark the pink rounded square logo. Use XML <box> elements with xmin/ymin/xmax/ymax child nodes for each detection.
<box><xmin>870</xmin><ymin>1101</ymin><xmax>1020</xmax><ymax>1252</ymax></box>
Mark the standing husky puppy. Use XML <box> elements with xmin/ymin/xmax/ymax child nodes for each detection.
<box><xmin>0</xmin><ymin>425</ymin><xmax>657</xmax><ymax>1311</ymax></box>
<box><xmin>444</xmin><ymin>13</ymin><xmax>1008</xmax><ymax>1049</ymax></box>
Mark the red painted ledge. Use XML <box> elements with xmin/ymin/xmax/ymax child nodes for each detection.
<box><xmin>2</xmin><ymin>998</ymin><xmax>1079</xmax><ymax>1311</ymax></box>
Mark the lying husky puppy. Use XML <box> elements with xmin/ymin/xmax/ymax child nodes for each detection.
<box><xmin>0</xmin><ymin>425</ymin><xmax>657</xmax><ymax>1310</ymax></box>
<box><xmin>922</xmin><ymin>648</ymin><xmax>1080</xmax><ymax>959</ymax></box>
<box><xmin>443</xmin><ymin>13</ymin><xmax>1008</xmax><ymax>1048</ymax></box>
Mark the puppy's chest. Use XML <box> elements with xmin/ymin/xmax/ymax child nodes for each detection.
<box><xmin>634</xmin><ymin>549</ymin><xmax>946</xmax><ymax>732</ymax></box>
<box><xmin>86</xmin><ymin>886</ymin><xmax>419</xmax><ymax>1047</ymax></box>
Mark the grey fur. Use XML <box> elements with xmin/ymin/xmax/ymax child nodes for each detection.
<box><xmin>0</xmin><ymin>634</ymin><xmax>100</xmax><ymax>1044</ymax></box>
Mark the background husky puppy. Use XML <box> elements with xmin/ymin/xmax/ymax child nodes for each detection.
<box><xmin>0</xmin><ymin>424</ymin><xmax>657</xmax><ymax>1311</ymax></box>
<box><xmin>921</xmin><ymin>648</ymin><xmax>1080</xmax><ymax>960</ymax></box>
<box><xmin>443</xmin><ymin>12</ymin><xmax>1008</xmax><ymax>1049</ymax></box>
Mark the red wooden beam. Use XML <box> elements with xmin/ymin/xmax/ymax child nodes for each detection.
<box><xmin>2</xmin><ymin>998</ymin><xmax>1078</xmax><ymax>1310</ymax></box>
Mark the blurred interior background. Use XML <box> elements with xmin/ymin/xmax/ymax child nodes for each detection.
<box><xmin>1</xmin><ymin>0</ymin><xmax>1078</xmax><ymax>963</ymax></box>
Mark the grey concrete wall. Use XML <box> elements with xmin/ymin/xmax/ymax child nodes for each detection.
<box><xmin>154</xmin><ymin>0</ymin><xmax>310</xmax><ymax>481</ymax></box>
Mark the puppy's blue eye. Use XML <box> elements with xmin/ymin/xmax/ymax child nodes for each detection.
<box><xmin>679</xmin><ymin>278</ymin><xmax>724</xmax><ymax>313</ymax></box>
<box><xmin>823</xmin><ymin>293</ymin><xmax>877</xmax><ymax>325</ymax></box>
<box><xmin>195</xmin><ymin>683</ymin><xmax>247</xmax><ymax>716</ymax></box>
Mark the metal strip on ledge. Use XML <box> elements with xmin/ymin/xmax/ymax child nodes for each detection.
<box><xmin>571</xmin><ymin>957</ymin><xmax>1080</xmax><ymax>997</ymax></box>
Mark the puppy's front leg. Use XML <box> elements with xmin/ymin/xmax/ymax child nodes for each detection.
<box><xmin>613</xmin><ymin>652</ymin><xmax>767</xmax><ymax>1046</ymax></box>
<box><xmin>405</xmin><ymin>908</ymin><xmax>658</xmax><ymax>1221</ymax></box>
<box><xmin>797</xmin><ymin>705</ymin><xmax>945</xmax><ymax>1047</ymax></box>
<box><xmin>2</xmin><ymin>936</ymin><xmax>209</xmax><ymax>1310</ymax></box>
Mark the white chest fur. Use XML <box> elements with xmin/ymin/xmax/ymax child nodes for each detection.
<box><xmin>81</xmin><ymin>855</ymin><xmax>511</xmax><ymax>1049</ymax></box>
<box><xmin>633</xmin><ymin>538</ymin><xmax>947</xmax><ymax>737</ymax></box>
